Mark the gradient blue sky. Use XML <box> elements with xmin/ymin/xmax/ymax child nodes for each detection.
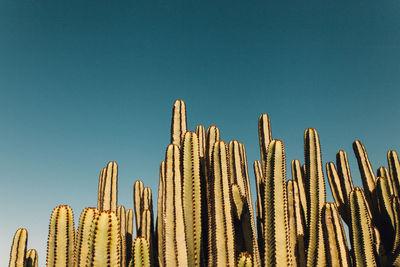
<box><xmin>2</xmin><ymin>0</ymin><xmax>400</xmax><ymax>265</ymax></box>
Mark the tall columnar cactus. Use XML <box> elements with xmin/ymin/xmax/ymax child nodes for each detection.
<box><xmin>388</xmin><ymin>150</ymin><xmax>400</xmax><ymax>197</ymax></box>
<box><xmin>9</xmin><ymin>228</ymin><xmax>28</xmax><ymax>267</ymax></box>
<box><xmin>291</xmin><ymin>159</ymin><xmax>307</xmax><ymax>227</ymax></box>
<box><xmin>321</xmin><ymin>203</ymin><xmax>351</xmax><ymax>267</ymax></box>
<box><xmin>134</xmin><ymin>180</ymin><xmax>144</xmax><ymax>236</ymax></box>
<box><xmin>170</xmin><ymin>99</ymin><xmax>187</xmax><ymax>146</ymax></box>
<box><xmin>349</xmin><ymin>187</ymin><xmax>377</xmax><ymax>267</ymax></box>
<box><xmin>46</xmin><ymin>205</ymin><xmax>75</xmax><ymax>267</ymax></box>
<box><xmin>129</xmin><ymin>237</ymin><xmax>150</xmax><ymax>267</ymax></box>
<box><xmin>97</xmin><ymin>167</ymin><xmax>106</xmax><ymax>210</ymax></box>
<box><xmin>163</xmin><ymin>144</ymin><xmax>188</xmax><ymax>266</ymax></box>
<box><xmin>98</xmin><ymin>161</ymin><xmax>118</xmax><ymax>212</ymax></box>
<box><xmin>258</xmin><ymin>113</ymin><xmax>272</xmax><ymax>170</ymax></box>
<box><xmin>263</xmin><ymin>139</ymin><xmax>293</xmax><ymax>267</ymax></box>
<box><xmin>126</xmin><ymin>209</ymin><xmax>134</xmax><ymax>267</ymax></box>
<box><xmin>117</xmin><ymin>205</ymin><xmax>127</xmax><ymax>267</ymax></box>
<box><xmin>304</xmin><ymin>128</ymin><xmax>326</xmax><ymax>267</ymax></box>
<box><xmin>74</xmin><ymin>207</ymin><xmax>98</xmax><ymax>267</ymax></box>
<box><xmin>254</xmin><ymin>159</ymin><xmax>264</xmax><ymax>252</ymax></box>
<box><xmin>26</xmin><ymin>249</ymin><xmax>38</xmax><ymax>267</ymax></box>
<box><xmin>209</xmin><ymin>140</ymin><xmax>236</xmax><ymax>267</ymax></box>
<box><xmin>181</xmin><ymin>131</ymin><xmax>202</xmax><ymax>267</ymax></box>
<box><xmin>157</xmin><ymin>161</ymin><xmax>165</xmax><ymax>267</ymax></box>
<box><xmin>377</xmin><ymin>166</ymin><xmax>395</xmax><ymax>196</ymax></box>
<box><xmin>86</xmin><ymin>210</ymin><xmax>121</xmax><ymax>266</ymax></box>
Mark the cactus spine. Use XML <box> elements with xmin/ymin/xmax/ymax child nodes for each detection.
<box><xmin>46</xmin><ymin>205</ymin><xmax>75</xmax><ymax>267</ymax></box>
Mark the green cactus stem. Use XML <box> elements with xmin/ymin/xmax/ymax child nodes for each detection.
<box><xmin>263</xmin><ymin>139</ymin><xmax>293</xmax><ymax>267</ymax></box>
<box><xmin>291</xmin><ymin>159</ymin><xmax>308</xmax><ymax>228</ymax></box>
<box><xmin>74</xmin><ymin>207</ymin><xmax>98</xmax><ymax>267</ymax></box>
<box><xmin>258</xmin><ymin>113</ymin><xmax>272</xmax><ymax>170</ymax></box>
<box><xmin>209</xmin><ymin>140</ymin><xmax>236</xmax><ymax>267</ymax></box>
<box><xmin>181</xmin><ymin>131</ymin><xmax>202</xmax><ymax>267</ymax></box>
<box><xmin>349</xmin><ymin>187</ymin><xmax>377</xmax><ymax>267</ymax></box>
<box><xmin>170</xmin><ymin>99</ymin><xmax>187</xmax><ymax>146</ymax></box>
<box><xmin>377</xmin><ymin>166</ymin><xmax>395</xmax><ymax>196</ymax></box>
<box><xmin>163</xmin><ymin>144</ymin><xmax>188</xmax><ymax>266</ymax></box>
<box><xmin>140</xmin><ymin>210</ymin><xmax>153</xmax><ymax>266</ymax></box>
<box><xmin>86</xmin><ymin>210</ymin><xmax>121</xmax><ymax>266</ymax></box>
<box><xmin>46</xmin><ymin>205</ymin><xmax>75</xmax><ymax>267</ymax></box>
<box><xmin>9</xmin><ymin>228</ymin><xmax>27</xmax><ymax>267</ymax></box>
<box><xmin>25</xmin><ymin>249</ymin><xmax>38</xmax><ymax>267</ymax></box>
<box><xmin>304</xmin><ymin>128</ymin><xmax>326</xmax><ymax>267</ymax></box>
<box><xmin>97</xmin><ymin>167</ymin><xmax>106</xmax><ymax>211</ymax></box>
<box><xmin>237</xmin><ymin>252</ymin><xmax>252</xmax><ymax>267</ymax></box>
<box><xmin>129</xmin><ymin>237</ymin><xmax>150</xmax><ymax>267</ymax></box>
<box><xmin>322</xmin><ymin>203</ymin><xmax>351</xmax><ymax>267</ymax></box>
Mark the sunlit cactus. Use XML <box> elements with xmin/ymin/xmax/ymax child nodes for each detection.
<box><xmin>9</xmin><ymin>228</ymin><xmax>28</xmax><ymax>267</ymax></box>
<box><xmin>129</xmin><ymin>237</ymin><xmax>150</xmax><ymax>267</ymax></box>
<box><xmin>74</xmin><ymin>207</ymin><xmax>98</xmax><ymax>267</ymax></box>
<box><xmin>237</xmin><ymin>252</ymin><xmax>252</xmax><ymax>267</ymax></box>
<box><xmin>46</xmin><ymin>205</ymin><xmax>75</xmax><ymax>267</ymax></box>
<box><xmin>97</xmin><ymin>161</ymin><xmax>118</xmax><ymax>212</ymax></box>
<box><xmin>26</xmin><ymin>249</ymin><xmax>38</xmax><ymax>267</ymax></box>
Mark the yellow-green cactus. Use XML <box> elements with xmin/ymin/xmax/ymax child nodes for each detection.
<box><xmin>209</xmin><ymin>140</ymin><xmax>236</xmax><ymax>267</ymax></box>
<box><xmin>9</xmin><ymin>228</ymin><xmax>27</xmax><ymax>267</ymax></box>
<box><xmin>129</xmin><ymin>237</ymin><xmax>150</xmax><ymax>267</ymax></box>
<box><xmin>74</xmin><ymin>207</ymin><xmax>98</xmax><ymax>267</ymax></box>
<box><xmin>237</xmin><ymin>252</ymin><xmax>252</xmax><ymax>267</ymax></box>
<box><xmin>86</xmin><ymin>210</ymin><xmax>121</xmax><ymax>266</ymax></box>
<box><xmin>117</xmin><ymin>205</ymin><xmax>127</xmax><ymax>267</ymax></box>
<box><xmin>163</xmin><ymin>144</ymin><xmax>188</xmax><ymax>266</ymax></box>
<box><xmin>126</xmin><ymin>209</ymin><xmax>134</xmax><ymax>267</ymax></box>
<box><xmin>134</xmin><ymin>180</ymin><xmax>144</xmax><ymax>236</ymax></box>
<box><xmin>170</xmin><ymin>99</ymin><xmax>187</xmax><ymax>146</ymax></box>
<box><xmin>181</xmin><ymin>131</ymin><xmax>202</xmax><ymax>267</ymax></box>
<box><xmin>349</xmin><ymin>187</ymin><xmax>377</xmax><ymax>267</ymax></box>
<box><xmin>322</xmin><ymin>203</ymin><xmax>351</xmax><ymax>267</ymax></box>
<box><xmin>263</xmin><ymin>139</ymin><xmax>293</xmax><ymax>267</ymax></box>
<box><xmin>46</xmin><ymin>205</ymin><xmax>75</xmax><ymax>267</ymax></box>
<box><xmin>25</xmin><ymin>249</ymin><xmax>38</xmax><ymax>267</ymax></box>
<box><xmin>304</xmin><ymin>128</ymin><xmax>326</xmax><ymax>267</ymax></box>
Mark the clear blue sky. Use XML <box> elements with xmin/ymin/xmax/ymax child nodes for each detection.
<box><xmin>1</xmin><ymin>0</ymin><xmax>400</xmax><ymax>265</ymax></box>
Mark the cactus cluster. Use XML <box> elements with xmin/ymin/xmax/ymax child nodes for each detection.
<box><xmin>8</xmin><ymin>99</ymin><xmax>400</xmax><ymax>266</ymax></box>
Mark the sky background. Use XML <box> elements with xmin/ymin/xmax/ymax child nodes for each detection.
<box><xmin>1</xmin><ymin>0</ymin><xmax>400</xmax><ymax>265</ymax></box>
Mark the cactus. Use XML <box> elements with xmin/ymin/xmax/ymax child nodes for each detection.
<box><xmin>134</xmin><ymin>180</ymin><xmax>144</xmax><ymax>236</ymax></box>
<box><xmin>237</xmin><ymin>252</ymin><xmax>252</xmax><ymax>267</ymax></box>
<box><xmin>291</xmin><ymin>159</ymin><xmax>308</xmax><ymax>227</ymax></box>
<box><xmin>9</xmin><ymin>228</ymin><xmax>28</xmax><ymax>267</ymax></box>
<box><xmin>117</xmin><ymin>205</ymin><xmax>127</xmax><ymax>267</ymax></box>
<box><xmin>98</xmin><ymin>161</ymin><xmax>118</xmax><ymax>212</ymax></box>
<box><xmin>263</xmin><ymin>139</ymin><xmax>293</xmax><ymax>267</ymax></box>
<box><xmin>86</xmin><ymin>210</ymin><xmax>121</xmax><ymax>266</ymax></box>
<box><xmin>129</xmin><ymin>237</ymin><xmax>150</xmax><ymax>267</ymax></box>
<box><xmin>156</xmin><ymin>161</ymin><xmax>165</xmax><ymax>267</ymax></box>
<box><xmin>74</xmin><ymin>207</ymin><xmax>98</xmax><ymax>267</ymax></box>
<box><xmin>170</xmin><ymin>99</ymin><xmax>187</xmax><ymax>146</ymax></box>
<box><xmin>349</xmin><ymin>187</ymin><xmax>377</xmax><ymax>267</ymax></box>
<box><xmin>26</xmin><ymin>249</ymin><xmax>38</xmax><ymax>267</ymax></box>
<box><xmin>46</xmin><ymin>205</ymin><xmax>75</xmax><ymax>267</ymax></box>
<box><xmin>126</xmin><ymin>209</ymin><xmax>134</xmax><ymax>267</ymax></box>
<box><xmin>388</xmin><ymin>150</ymin><xmax>400</xmax><ymax>197</ymax></box>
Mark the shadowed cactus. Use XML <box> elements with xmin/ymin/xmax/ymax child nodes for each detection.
<box><xmin>126</xmin><ymin>209</ymin><xmax>134</xmax><ymax>267</ymax></box>
<box><xmin>171</xmin><ymin>99</ymin><xmax>187</xmax><ymax>146</ymax></box>
<box><xmin>26</xmin><ymin>249</ymin><xmax>38</xmax><ymax>267</ymax></box>
<box><xmin>129</xmin><ymin>237</ymin><xmax>150</xmax><ymax>267</ymax></box>
<box><xmin>46</xmin><ymin>205</ymin><xmax>75</xmax><ymax>267</ymax></box>
<box><xmin>9</xmin><ymin>228</ymin><xmax>28</xmax><ymax>267</ymax></box>
<box><xmin>97</xmin><ymin>161</ymin><xmax>118</xmax><ymax>212</ymax></box>
<box><xmin>237</xmin><ymin>252</ymin><xmax>252</xmax><ymax>267</ymax></box>
<box><xmin>74</xmin><ymin>207</ymin><xmax>98</xmax><ymax>267</ymax></box>
<box><xmin>388</xmin><ymin>150</ymin><xmax>400</xmax><ymax>198</ymax></box>
<box><xmin>134</xmin><ymin>180</ymin><xmax>144</xmax><ymax>236</ymax></box>
<box><xmin>117</xmin><ymin>205</ymin><xmax>127</xmax><ymax>267</ymax></box>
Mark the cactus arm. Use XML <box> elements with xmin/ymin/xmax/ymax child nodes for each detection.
<box><xmin>74</xmin><ymin>207</ymin><xmax>98</xmax><ymax>267</ymax></box>
<box><xmin>322</xmin><ymin>203</ymin><xmax>351</xmax><ymax>267</ymax></box>
<box><xmin>9</xmin><ymin>228</ymin><xmax>27</xmax><ymax>267</ymax></box>
<box><xmin>156</xmin><ymin>161</ymin><xmax>165</xmax><ymax>267</ymax></box>
<box><xmin>349</xmin><ymin>188</ymin><xmax>377</xmax><ymax>267</ymax></box>
<box><xmin>140</xmin><ymin>209</ymin><xmax>154</xmax><ymax>266</ymax></box>
<box><xmin>171</xmin><ymin>99</ymin><xmax>187</xmax><ymax>145</ymax></box>
<box><xmin>388</xmin><ymin>150</ymin><xmax>400</xmax><ymax>197</ymax></box>
<box><xmin>258</xmin><ymin>113</ymin><xmax>272</xmax><ymax>170</ymax></box>
<box><xmin>304</xmin><ymin>128</ymin><xmax>326</xmax><ymax>266</ymax></box>
<box><xmin>97</xmin><ymin>168</ymin><xmax>106</xmax><ymax>211</ymax></box>
<box><xmin>392</xmin><ymin>197</ymin><xmax>400</xmax><ymax>256</ymax></box>
<box><xmin>237</xmin><ymin>252</ymin><xmax>252</xmax><ymax>267</ymax></box>
<box><xmin>86</xmin><ymin>210</ymin><xmax>121</xmax><ymax>266</ymax></box>
<box><xmin>126</xmin><ymin>209</ymin><xmax>134</xmax><ymax>267</ymax></box>
<box><xmin>134</xmin><ymin>180</ymin><xmax>144</xmax><ymax>236</ymax></box>
<box><xmin>164</xmin><ymin>144</ymin><xmax>188</xmax><ymax>266</ymax></box>
<box><xmin>210</xmin><ymin>140</ymin><xmax>236</xmax><ymax>267</ymax></box>
<box><xmin>196</xmin><ymin>125</ymin><xmax>206</xmax><ymax>159</ymax></box>
<box><xmin>25</xmin><ymin>249</ymin><xmax>38</xmax><ymax>267</ymax></box>
<box><xmin>117</xmin><ymin>206</ymin><xmax>127</xmax><ymax>267</ymax></box>
<box><xmin>336</xmin><ymin>150</ymin><xmax>355</xmax><ymax>203</ymax></box>
<box><xmin>263</xmin><ymin>140</ymin><xmax>293</xmax><ymax>267</ymax></box>
<box><xmin>182</xmin><ymin>131</ymin><xmax>202</xmax><ymax>267</ymax></box>
<box><xmin>254</xmin><ymin>160</ymin><xmax>264</xmax><ymax>241</ymax></box>
<box><xmin>46</xmin><ymin>205</ymin><xmax>75</xmax><ymax>267</ymax></box>
<box><xmin>377</xmin><ymin>166</ymin><xmax>395</xmax><ymax>196</ymax></box>
<box><xmin>100</xmin><ymin>161</ymin><xmax>118</xmax><ymax>212</ymax></box>
<box><xmin>130</xmin><ymin>237</ymin><xmax>150</xmax><ymax>267</ymax></box>
<box><xmin>291</xmin><ymin>159</ymin><xmax>308</xmax><ymax>227</ymax></box>
<box><xmin>353</xmin><ymin>141</ymin><xmax>377</xmax><ymax>212</ymax></box>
